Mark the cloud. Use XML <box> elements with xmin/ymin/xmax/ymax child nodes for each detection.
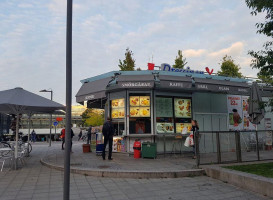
<box><xmin>208</xmin><ymin>42</ymin><xmax>244</xmax><ymax>58</ymax></box>
<box><xmin>184</xmin><ymin>49</ymin><xmax>206</xmax><ymax>57</ymax></box>
<box><xmin>0</xmin><ymin>0</ymin><xmax>267</xmax><ymax>104</ymax></box>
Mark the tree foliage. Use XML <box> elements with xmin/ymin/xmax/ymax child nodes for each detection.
<box><xmin>245</xmin><ymin>0</ymin><xmax>273</xmax><ymax>85</ymax></box>
<box><xmin>81</xmin><ymin>108</ymin><xmax>104</xmax><ymax>127</ymax></box>
<box><xmin>173</xmin><ymin>50</ymin><xmax>188</xmax><ymax>69</ymax></box>
<box><xmin>118</xmin><ymin>48</ymin><xmax>136</xmax><ymax>71</ymax></box>
<box><xmin>218</xmin><ymin>55</ymin><xmax>243</xmax><ymax>78</ymax></box>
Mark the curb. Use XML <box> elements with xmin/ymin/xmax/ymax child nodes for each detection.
<box><xmin>204</xmin><ymin>165</ymin><xmax>273</xmax><ymax>198</ymax></box>
<box><xmin>40</xmin><ymin>158</ymin><xmax>205</xmax><ymax>179</ymax></box>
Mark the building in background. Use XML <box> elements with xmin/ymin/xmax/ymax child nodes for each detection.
<box><xmin>0</xmin><ymin>113</ymin><xmax>10</xmax><ymax>140</ymax></box>
<box><xmin>17</xmin><ymin>105</ymin><xmax>87</xmax><ymax>141</ymax></box>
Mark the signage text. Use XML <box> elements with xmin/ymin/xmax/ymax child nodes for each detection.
<box><xmin>161</xmin><ymin>63</ymin><xmax>204</xmax><ymax>74</ymax></box>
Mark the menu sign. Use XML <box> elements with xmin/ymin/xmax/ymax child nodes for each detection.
<box><xmin>174</xmin><ymin>98</ymin><xmax>191</xmax><ymax>118</ymax></box>
<box><xmin>130</xmin><ymin>96</ymin><xmax>150</xmax><ymax>117</ymax></box>
<box><xmin>176</xmin><ymin>123</ymin><xmax>192</xmax><ymax>133</ymax></box>
<box><xmin>157</xmin><ymin>123</ymin><xmax>174</xmax><ymax>134</ymax></box>
<box><xmin>111</xmin><ymin>98</ymin><xmax>125</xmax><ymax>119</ymax></box>
<box><xmin>156</xmin><ymin>97</ymin><xmax>173</xmax><ymax>117</ymax></box>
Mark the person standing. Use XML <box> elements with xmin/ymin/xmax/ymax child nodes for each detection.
<box><xmin>31</xmin><ymin>129</ymin><xmax>36</xmax><ymax>143</ymax></box>
<box><xmin>191</xmin><ymin>120</ymin><xmax>199</xmax><ymax>159</ymax></box>
<box><xmin>61</xmin><ymin>127</ymin><xmax>65</xmax><ymax>150</ymax></box>
<box><xmin>78</xmin><ymin>130</ymin><xmax>82</xmax><ymax>141</ymax></box>
<box><xmin>61</xmin><ymin>126</ymin><xmax>74</xmax><ymax>152</ymax></box>
<box><xmin>102</xmin><ymin>117</ymin><xmax>114</xmax><ymax>160</ymax></box>
<box><xmin>87</xmin><ymin>125</ymin><xmax>92</xmax><ymax>144</ymax></box>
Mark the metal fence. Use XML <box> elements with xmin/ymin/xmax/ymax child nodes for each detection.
<box><xmin>195</xmin><ymin>130</ymin><xmax>273</xmax><ymax>166</ymax></box>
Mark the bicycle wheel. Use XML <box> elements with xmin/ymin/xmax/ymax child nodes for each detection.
<box><xmin>0</xmin><ymin>142</ymin><xmax>11</xmax><ymax>156</ymax></box>
<box><xmin>27</xmin><ymin>143</ymin><xmax>32</xmax><ymax>153</ymax></box>
<box><xmin>0</xmin><ymin>141</ymin><xmax>11</xmax><ymax>148</ymax></box>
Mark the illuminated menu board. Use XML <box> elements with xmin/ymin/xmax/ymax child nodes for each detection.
<box><xmin>174</xmin><ymin>98</ymin><xmax>192</xmax><ymax>118</ymax></box>
<box><xmin>130</xmin><ymin>96</ymin><xmax>150</xmax><ymax>117</ymax></box>
<box><xmin>176</xmin><ymin>123</ymin><xmax>192</xmax><ymax>133</ymax></box>
<box><xmin>111</xmin><ymin>99</ymin><xmax>125</xmax><ymax>119</ymax></box>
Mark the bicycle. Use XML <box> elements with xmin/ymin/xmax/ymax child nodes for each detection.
<box><xmin>18</xmin><ymin>135</ymin><xmax>32</xmax><ymax>154</ymax></box>
<box><xmin>0</xmin><ymin>141</ymin><xmax>11</xmax><ymax>149</ymax></box>
<box><xmin>0</xmin><ymin>141</ymin><xmax>12</xmax><ymax>156</ymax></box>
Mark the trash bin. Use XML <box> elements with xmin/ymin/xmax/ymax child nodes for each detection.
<box><xmin>133</xmin><ymin>140</ymin><xmax>141</xmax><ymax>159</ymax></box>
<box><xmin>142</xmin><ymin>142</ymin><xmax>157</xmax><ymax>159</ymax></box>
<box><xmin>96</xmin><ymin>132</ymin><xmax>104</xmax><ymax>156</ymax></box>
<box><xmin>82</xmin><ymin>144</ymin><xmax>90</xmax><ymax>153</ymax></box>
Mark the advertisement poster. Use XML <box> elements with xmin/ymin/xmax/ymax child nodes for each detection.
<box><xmin>175</xmin><ymin>123</ymin><xmax>192</xmax><ymax>133</ymax></box>
<box><xmin>130</xmin><ymin>96</ymin><xmax>150</xmax><ymax>117</ymax></box>
<box><xmin>156</xmin><ymin>97</ymin><xmax>173</xmax><ymax>117</ymax></box>
<box><xmin>227</xmin><ymin>95</ymin><xmax>243</xmax><ymax>130</ymax></box>
<box><xmin>156</xmin><ymin>122</ymin><xmax>174</xmax><ymax>134</ymax></box>
<box><xmin>174</xmin><ymin>98</ymin><xmax>191</xmax><ymax>118</ymax></box>
<box><xmin>112</xmin><ymin>137</ymin><xmax>126</xmax><ymax>152</ymax></box>
<box><xmin>111</xmin><ymin>98</ymin><xmax>125</xmax><ymax>119</ymax></box>
<box><xmin>265</xmin><ymin>118</ymin><xmax>272</xmax><ymax>146</ymax></box>
<box><xmin>242</xmin><ymin>96</ymin><xmax>256</xmax><ymax>130</ymax></box>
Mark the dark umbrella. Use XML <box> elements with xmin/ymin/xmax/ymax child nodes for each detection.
<box><xmin>248</xmin><ymin>82</ymin><xmax>265</xmax><ymax>125</ymax></box>
<box><xmin>0</xmin><ymin>87</ymin><xmax>64</xmax><ymax>169</ymax></box>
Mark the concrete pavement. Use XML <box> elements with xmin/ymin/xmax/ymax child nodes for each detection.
<box><xmin>41</xmin><ymin>141</ymin><xmax>204</xmax><ymax>178</ymax></box>
<box><xmin>0</xmin><ymin>142</ymin><xmax>269</xmax><ymax>200</ymax></box>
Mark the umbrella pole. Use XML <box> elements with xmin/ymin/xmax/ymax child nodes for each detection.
<box><xmin>27</xmin><ymin>115</ymin><xmax>31</xmax><ymax>157</ymax></box>
<box><xmin>14</xmin><ymin>114</ymin><xmax>19</xmax><ymax>170</ymax></box>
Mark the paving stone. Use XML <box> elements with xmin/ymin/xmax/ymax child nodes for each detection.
<box><xmin>0</xmin><ymin>142</ymin><xmax>269</xmax><ymax>200</ymax></box>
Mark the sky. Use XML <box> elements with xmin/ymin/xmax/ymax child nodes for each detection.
<box><xmin>0</xmin><ymin>0</ymin><xmax>268</xmax><ymax>105</ymax></box>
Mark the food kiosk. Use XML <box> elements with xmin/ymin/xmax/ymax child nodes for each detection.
<box><xmin>76</xmin><ymin>64</ymin><xmax>273</xmax><ymax>154</ymax></box>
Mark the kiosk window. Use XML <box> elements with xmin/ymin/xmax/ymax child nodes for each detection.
<box><xmin>174</xmin><ymin>98</ymin><xmax>192</xmax><ymax>133</ymax></box>
<box><xmin>155</xmin><ymin>97</ymin><xmax>174</xmax><ymax>134</ymax></box>
<box><xmin>111</xmin><ymin>98</ymin><xmax>125</xmax><ymax>119</ymax></box>
<box><xmin>113</xmin><ymin>121</ymin><xmax>125</xmax><ymax>136</ymax></box>
<box><xmin>129</xmin><ymin>95</ymin><xmax>151</xmax><ymax>134</ymax></box>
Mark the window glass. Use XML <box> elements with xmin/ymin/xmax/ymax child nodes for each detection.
<box><xmin>111</xmin><ymin>98</ymin><xmax>125</xmax><ymax>119</ymax></box>
<box><xmin>174</xmin><ymin>98</ymin><xmax>192</xmax><ymax>133</ymax></box>
<box><xmin>155</xmin><ymin>97</ymin><xmax>174</xmax><ymax>134</ymax></box>
<box><xmin>174</xmin><ymin>98</ymin><xmax>192</xmax><ymax>118</ymax></box>
<box><xmin>129</xmin><ymin>95</ymin><xmax>151</xmax><ymax>134</ymax></box>
<box><xmin>113</xmin><ymin>121</ymin><xmax>125</xmax><ymax>136</ymax></box>
<box><xmin>130</xmin><ymin>96</ymin><xmax>150</xmax><ymax>117</ymax></box>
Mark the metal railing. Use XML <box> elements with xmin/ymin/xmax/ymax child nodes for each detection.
<box><xmin>195</xmin><ymin>130</ymin><xmax>273</xmax><ymax>166</ymax></box>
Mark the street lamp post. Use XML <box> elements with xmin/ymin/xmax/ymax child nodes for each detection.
<box><xmin>40</xmin><ymin>89</ymin><xmax>53</xmax><ymax>147</ymax></box>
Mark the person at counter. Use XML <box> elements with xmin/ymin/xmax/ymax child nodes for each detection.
<box><xmin>191</xmin><ymin>120</ymin><xmax>199</xmax><ymax>159</ymax></box>
<box><xmin>102</xmin><ymin>117</ymin><xmax>115</xmax><ymax>160</ymax></box>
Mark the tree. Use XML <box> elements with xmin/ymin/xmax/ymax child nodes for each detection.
<box><xmin>173</xmin><ymin>50</ymin><xmax>188</xmax><ymax>69</ymax></box>
<box><xmin>136</xmin><ymin>67</ymin><xmax>141</xmax><ymax>71</ymax></box>
<box><xmin>81</xmin><ymin>108</ymin><xmax>104</xmax><ymax>127</ymax></box>
<box><xmin>118</xmin><ymin>48</ymin><xmax>135</xmax><ymax>71</ymax></box>
<box><xmin>217</xmin><ymin>55</ymin><xmax>243</xmax><ymax>78</ymax></box>
<box><xmin>245</xmin><ymin>0</ymin><xmax>273</xmax><ymax>85</ymax></box>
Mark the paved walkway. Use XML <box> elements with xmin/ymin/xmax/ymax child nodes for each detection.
<box><xmin>41</xmin><ymin>141</ymin><xmax>203</xmax><ymax>178</ymax></box>
<box><xmin>0</xmin><ymin>142</ymin><xmax>270</xmax><ymax>200</ymax></box>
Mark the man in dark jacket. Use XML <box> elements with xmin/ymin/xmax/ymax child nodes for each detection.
<box><xmin>102</xmin><ymin>117</ymin><xmax>114</xmax><ymax>160</ymax></box>
<box><xmin>87</xmin><ymin>125</ymin><xmax>92</xmax><ymax>144</ymax></box>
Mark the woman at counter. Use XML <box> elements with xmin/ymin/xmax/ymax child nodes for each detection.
<box><xmin>191</xmin><ymin>120</ymin><xmax>199</xmax><ymax>159</ymax></box>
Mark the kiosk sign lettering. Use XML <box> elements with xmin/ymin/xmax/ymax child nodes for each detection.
<box><xmin>161</xmin><ymin>63</ymin><xmax>204</xmax><ymax>74</ymax></box>
<box><xmin>85</xmin><ymin>95</ymin><xmax>95</xmax><ymax>100</ymax></box>
<box><xmin>120</xmin><ymin>82</ymin><xmax>153</xmax><ymax>88</ymax></box>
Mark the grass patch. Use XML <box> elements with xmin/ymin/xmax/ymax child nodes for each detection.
<box><xmin>224</xmin><ymin>162</ymin><xmax>273</xmax><ymax>178</ymax></box>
